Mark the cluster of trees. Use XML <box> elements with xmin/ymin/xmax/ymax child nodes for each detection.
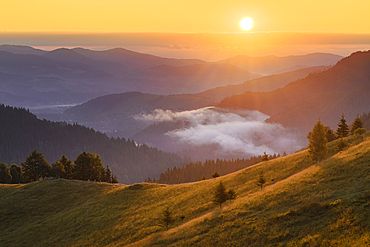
<box><xmin>0</xmin><ymin>150</ymin><xmax>118</xmax><ymax>184</ymax></box>
<box><xmin>308</xmin><ymin>115</ymin><xmax>367</xmax><ymax>163</ymax></box>
<box><xmin>154</xmin><ymin>153</ymin><xmax>283</xmax><ymax>184</ymax></box>
<box><xmin>0</xmin><ymin>104</ymin><xmax>189</xmax><ymax>184</ymax></box>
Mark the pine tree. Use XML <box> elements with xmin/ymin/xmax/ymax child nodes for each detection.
<box><xmin>336</xmin><ymin>114</ymin><xmax>349</xmax><ymax>138</ymax></box>
<box><xmin>325</xmin><ymin>126</ymin><xmax>336</xmax><ymax>142</ymax></box>
<box><xmin>213</xmin><ymin>182</ymin><xmax>227</xmax><ymax>209</ymax></box>
<box><xmin>159</xmin><ymin>207</ymin><xmax>175</xmax><ymax>230</ymax></box>
<box><xmin>0</xmin><ymin>163</ymin><xmax>12</xmax><ymax>184</ymax></box>
<box><xmin>74</xmin><ymin>152</ymin><xmax>104</xmax><ymax>181</ymax></box>
<box><xmin>58</xmin><ymin>155</ymin><xmax>74</xmax><ymax>179</ymax></box>
<box><xmin>10</xmin><ymin>164</ymin><xmax>23</xmax><ymax>184</ymax></box>
<box><xmin>226</xmin><ymin>189</ymin><xmax>237</xmax><ymax>204</ymax></box>
<box><xmin>212</xmin><ymin>172</ymin><xmax>219</xmax><ymax>178</ymax></box>
<box><xmin>351</xmin><ymin>117</ymin><xmax>364</xmax><ymax>135</ymax></box>
<box><xmin>51</xmin><ymin>161</ymin><xmax>65</xmax><ymax>178</ymax></box>
<box><xmin>308</xmin><ymin>120</ymin><xmax>328</xmax><ymax>163</ymax></box>
<box><xmin>256</xmin><ymin>174</ymin><xmax>267</xmax><ymax>190</ymax></box>
<box><xmin>111</xmin><ymin>174</ymin><xmax>118</xmax><ymax>183</ymax></box>
<box><xmin>21</xmin><ymin>150</ymin><xmax>51</xmax><ymax>181</ymax></box>
<box><xmin>105</xmin><ymin>166</ymin><xmax>112</xmax><ymax>183</ymax></box>
<box><xmin>261</xmin><ymin>152</ymin><xmax>269</xmax><ymax>161</ymax></box>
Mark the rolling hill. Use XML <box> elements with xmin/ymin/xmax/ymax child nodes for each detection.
<box><xmin>218</xmin><ymin>50</ymin><xmax>370</xmax><ymax>133</ymax></box>
<box><xmin>1</xmin><ymin>131</ymin><xmax>369</xmax><ymax>246</ymax></box>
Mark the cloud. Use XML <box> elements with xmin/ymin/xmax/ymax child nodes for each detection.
<box><xmin>135</xmin><ymin>107</ymin><xmax>305</xmax><ymax>157</ymax></box>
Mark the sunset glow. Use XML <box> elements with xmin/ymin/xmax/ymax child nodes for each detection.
<box><xmin>1</xmin><ymin>0</ymin><xmax>370</xmax><ymax>33</ymax></box>
<box><xmin>240</xmin><ymin>17</ymin><xmax>254</xmax><ymax>31</ymax></box>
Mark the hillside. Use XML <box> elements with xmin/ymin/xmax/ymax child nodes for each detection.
<box><xmin>1</xmin><ymin>132</ymin><xmax>369</xmax><ymax>246</ymax></box>
<box><xmin>218</xmin><ymin>50</ymin><xmax>370</xmax><ymax>133</ymax></box>
<box><xmin>218</xmin><ymin>53</ymin><xmax>342</xmax><ymax>75</ymax></box>
<box><xmin>0</xmin><ymin>104</ymin><xmax>189</xmax><ymax>184</ymax></box>
<box><xmin>46</xmin><ymin>92</ymin><xmax>214</xmax><ymax>138</ymax></box>
<box><xmin>196</xmin><ymin>65</ymin><xmax>328</xmax><ymax>102</ymax></box>
<box><xmin>45</xmin><ymin>66</ymin><xmax>323</xmax><ymax>139</ymax></box>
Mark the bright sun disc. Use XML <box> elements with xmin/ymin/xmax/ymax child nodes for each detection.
<box><xmin>240</xmin><ymin>17</ymin><xmax>254</xmax><ymax>31</ymax></box>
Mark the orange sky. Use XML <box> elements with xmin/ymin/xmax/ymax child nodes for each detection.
<box><xmin>2</xmin><ymin>0</ymin><xmax>370</xmax><ymax>33</ymax></box>
<box><xmin>1</xmin><ymin>1</ymin><xmax>370</xmax><ymax>60</ymax></box>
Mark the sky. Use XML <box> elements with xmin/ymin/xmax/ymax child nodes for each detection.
<box><xmin>2</xmin><ymin>0</ymin><xmax>370</xmax><ymax>33</ymax></box>
<box><xmin>1</xmin><ymin>0</ymin><xmax>370</xmax><ymax>60</ymax></box>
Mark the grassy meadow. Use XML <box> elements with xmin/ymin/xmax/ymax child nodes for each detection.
<box><xmin>1</xmin><ymin>132</ymin><xmax>370</xmax><ymax>246</ymax></box>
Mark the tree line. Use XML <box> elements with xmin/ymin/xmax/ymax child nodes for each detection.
<box><xmin>153</xmin><ymin>153</ymin><xmax>282</xmax><ymax>184</ymax></box>
<box><xmin>0</xmin><ymin>150</ymin><xmax>118</xmax><ymax>184</ymax></box>
<box><xmin>0</xmin><ymin>104</ymin><xmax>189</xmax><ymax>184</ymax></box>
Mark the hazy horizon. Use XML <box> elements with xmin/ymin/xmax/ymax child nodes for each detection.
<box><xmin>2</xmin><ymin>32</ymin><xmax>370</xmax><ymax>61</ymax></box>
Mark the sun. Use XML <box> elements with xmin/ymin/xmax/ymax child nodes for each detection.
<box><xmin>240</xmin><ymin>17</ymin><xmax>254</xmax><ymax>31</ymax></box>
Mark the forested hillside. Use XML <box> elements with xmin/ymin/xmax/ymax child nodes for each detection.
<box><xmin>218</xmin><ymin>50</ymin><xmax>370</xmax><ymax>133</ymax></box>
<box><xmin>0</xmin><ymin>104</ymin><xmax>189</xmax><ymax>184</ymax></box>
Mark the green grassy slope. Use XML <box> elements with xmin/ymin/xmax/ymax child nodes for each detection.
<box><xmin>1</xmin><ymin>133</ymin><xmax>370</xmax><ymax>246</ymax></box>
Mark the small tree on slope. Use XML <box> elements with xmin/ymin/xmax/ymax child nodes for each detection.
<box><xmin>159</xmin><ymin>207</ymin><xmax>175</xmax><ymax>230</ymax></box>
<box><xmin>308</xmin><ymin>120</ymin><xmax>328</xmax><ymax>163</ymax></box>
<box><xmin>351</xmin><ymin>117</ymin><xmax>364</xmax><ymax>135</ymax></box>
<box><xmin>213</xmin><ymin>182</ymin><xmax>228</xmax><ymax>209</ymax></box>
<box><xmin>336</xmin><ymin>114</ymin><xmax>349</xmax><ymax>138</ymax></box>
<box><xmin>226</xmin><ymin>189</ymin><xmax>237</xmax><ymax>204</ymax></box>
<box><xmin>256</xmin><ymin>174</ymin><xmax>267</xmax><ymax>190</ymax></box>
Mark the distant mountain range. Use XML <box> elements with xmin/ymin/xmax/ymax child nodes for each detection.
<box><xmin>218</xmin><ymin>50</ymin><xmax>370</xmax><ymax>133</ymax></box>
<box><xmin>0</xmin><ymin>45</ymin><xmax>342</xmax><ymax>111</ymax></box>
<box><xmin>40</xmin><ymin>65</ymin><xmax>325</xmax><ymax>138</ymax></box>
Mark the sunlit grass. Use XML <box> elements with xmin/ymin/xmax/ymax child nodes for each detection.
<box><xmin>1</xmin><ymin>132</ymin><xmax>370</xmax><ymax>246</ymax></box>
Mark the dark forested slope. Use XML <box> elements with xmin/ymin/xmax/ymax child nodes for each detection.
<box><xmin>0</xmin><ymin>104</ymin><xmax>188</xmax><ymax>184</ymax></box>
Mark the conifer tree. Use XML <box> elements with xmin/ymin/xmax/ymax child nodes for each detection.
<box><xmin>10</xmin><ymin>164</ymin><xmax>23</xmax><ymax>184</ymax></box>
<box><xmin>74</xmin><ymin>152</ymin><xmax>104</xmax><ymax>181</ymax></box>
<box><xmin>308</xmin><ymin>120</ymin><xmax>328</xmax><ymax>163</ymax></box>
<box><xmin>325</xmin><ymin>126</ymin><xmax>336</xmax><ymax>142</ymax></box>
<box><xmin>256</xmin><ymin>173</ymin><xmax>267</xmax><ymax>190</ymax></box>
<box><xmin>58</xmin><ymin>155</ymin><xmax>74</xmax><ymax>179</ymax></box>
<box><xmin>226</xmin><ymin>189</ymin><xmax>237</xmax><ymax>204</ymax></box>
<box><xmin>213</xmin><ymin>182</ymin><xmax>227</xmax><ymax>209</ymax></box>
<box><xmin>0</xmin><ymin>163</ymin><xmax>12</xmax><ymax>184</ymax></box>
<box><xmin>336</xmin><ymin>114</ymin><xmax>349</xmax><ymax>138</ymax></box>
<box><xmin>111</xmin><ymin>174</ymin><xmax>119</xmax><ymax>184</ymax></box>
<box><xmin>21</xmin><ymin>150</ymin><xmax>51</xmax><ymax>181</ymax></box>
<box><xmin>261</xmin><ymin>152</ymin><xmax>269</xmax><ymax>161</ymax></box>
<box><xmin>159</xmin><ymin>207</ymin><xmax>175</xmax><ymax>230</ymax></box>
<box><xmin>51</xmin><ymin>161</ymin><xmax>65</xmax><ymax>178</ymax></box>
<box><xmin>351</xmin><ymin>117</ymin><xmax>364</xmax><ymax>135</ymax></box>
<box><xmin>212</xmin><ymin>172</ymin><xmax>220</xmax><ymax>178</ymax></box>
<box><xmin>105</xmin><ymin>166</ymin><xmax>112</xmax><ymax>183</ymax></box>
